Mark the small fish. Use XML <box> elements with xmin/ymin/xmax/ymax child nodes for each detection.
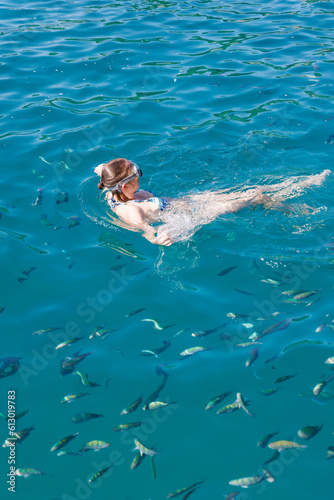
<box><xmin>56</xmin><ymin>191</ymin><xmax>69</xmax><ymax>204</ymax></box>
<box><xmin>22</xmin><ymin>267</ymin><xmax>36</xmax><ymax>276</ymax></box>
<box><xmin>237</xmin><ymin>342</ymin><xmax>262</xmax><ymax>347</ymax></box>
<box><xmin>140</xmin><ymin>340</ymin><xmax>171</xmax><ymax>357</ymax></box>
<box><xmin>143</xmin><ymin>401</ymin><xmax>176</xmax><ymax>411</ymax></box>
<box><xmin>74</xmin><ymin>371</ymin><xmax>100</xmax><ymax>387</ymax></box>
<box><xmin>297</xmin><ymin>424</ymin><xmax>323</xmax><ymax>440</ymax></box>
<box><xmin>0</xmin><ymin>409</ymin><xmax>28</xmax><ymax>421</ymax></box>
<box><xmin>61</xmin><ymin>393</ymin><xmax>89</xmax><ymax>404</ymax></box>
<box><xmin>229</xmin><ymin>468</ymin><xmax>274</xmax><ymax>488</ymax></box>
<box><xmin>313</xmin><ymin>374</ymin><xmax>334</xmax><ymax>395</ymax></box>
<box><xmin>60</xmin><ymin>351</ymin><xmax>93</xmax><ymax>376</ymax></box>
<box><xmin>141</xmin><ymin>318</ymin><xmax>164</xmax><ymax>330</ymax></box>
<box><xmin>218</xmin><ymin>266</ymin><xmax>237</xmax><ymax>276</ymax></box>
<box><xmin>257</xmin><ymin>431</ymin><xmax>279</xmax><ymax>448</ymax></box>
<box><xmin>15</xmin><ymin>467</ymin><xmax>47</xmax><ymax>478</ymax></box>
<box><xmin>273</xmin><ymin>374</ymin><xmax>296</xmax><ymax>384</ymax></box>
<box><xmin>32</xmin><ymin>327</ymin><xmax>62</xmax><ymax>335</ymax></box>
<box><xmin>326</xmin><ymin>445</ymin><xmax>334</xmax><ymax>460</ymax></box>
<box><xmin>251</xmin><ymin>319</ymin><xmax>292</xmax><ymax>342</ymax></box>
<box><xmin>205</xmin><ymin>392</ymin><xmax>231</xmax><ymax>411</ymax></box>
<box><xmin>113</xmin><ymin>422</ymin><xmax>142</xmax><ymax>432</ymax></box>
<box><xmin>191</xmin><ymin>323</ymin><xmax>227</xmax><ymax>338</ymax></box>
<box><xmin>0</xmin><ymin>306</ymin><xmax>5</xmax><ymax>313</ymax></box>
<box><xmin>57</xmin><ymin>450</ymin><xmax>84</xmax><ymax>456</ymax></box>
<box><xmin>130</xmin><ymin>452</ymin><xmax>146</xmax><ymax>469</ymax></box>
<box><xmin>216</xmin><ymin>401</ymin><xmax>240</xmax><ymax>414</ymax></box>
<box><xmin>79</xmin><ymin>440</ymin><xmax>111</xmax><ymax>452</ymax></box>
<box><xmin>268</xmin><ymin>440</ymin><xmax>307</xmax><ymax>452</ymax></box>
<box><xmin>180</xmin><ymin>346</ymin><xmax>211</xmax><ymax>357</ymax></box>
<box><xmin>245</xmin><ymin>347</ymin><xmax>259</xmax><ymax>368</ymax></box>
<box><xmin>261</xmin><ymin>278</ymin><xmax>281</xmax><ymax>286</ymax></box>
<box><xmin>67</xmin><ymin>216</ymin><xmax>81</xmax><ymax>228</ymax></box>
<box><xmin>55</xmin><ymin>338</ymin><xmax>81</xmax><ymax>350</ymax></box>
<box><xmin>31</xmin><ymin>187</ymin><xmax>44</xmax><ymax>206</ymax></box>
<box><xmin>88</xmin><ymin>465</ymin><xmax>111</xmax><ymax>483</ymax></box>
<box><xmin>89</xmin><ymin>325</ymin><xmax>115</xmax><ymax>340</ymax></box>
<box><xmin>167</xmin><ymin>480</ymin><xmax>205</xmax><ymax>497</ymax></box>
<box><xmin>0</xmin><ymin>356</ymin><xmax>22</xmax><ymax>378</ymax></box>
<box><xmin>237</xmin><ymin>393</ymin><xmax>254</xmax><ymax>416</ymax></box>
<box><xmin>234</xmin><ymin>288</ymin><xmax>253</xmax><ymax>296</ymax></box>
<box><xmin>226</xmin><ymin>312</ymin><xmax>248</xmax><ymax>319</ymax></box>
<box><xmin>259</xmin><ymin>387</ymin><xmax>280</xmax><ymax>396</ymax></box>
<box><xmin>294</xmin><ymin>290</ymin><xmax>318</xmax><ymax>300</ymax></box>
<box><xmin>133</xmin><ymin>438</ymin><xmax>158</xmax><ymax>457</ymax></box>
<box><xmin>50</xmin><ymin>432</ymin><xmax>80</xmax><ymax>452</ymax></box>
<box><xmin>40</xmin><ymin>213</ymin><xmax>53</xmax><ymax>226</ymax></box>
<box><xmin>72</xmin><ymin>412</ymin><xmax>104</xmax><ymax>424</ymax></box>
<box><xmin>3</xmin><ymin>426</ymin><xmax>35</xmax><ymax>447</ymax></box>
<box><xmin>325</xmin><ymin>357</ymin><xmax>334</xmax><ymax>364</ymax></box>
<box><xmin>262</xmin><ymin>449</ymin><xmax>280</xmax><ymax>465</ymax></box>
<box><xmin>316</xmin><ymin>323</ymin><xmax>326</xmax><ymax>333</ymax></box>
<box><xmin>282</xmin><ymin>289</ymin><xmax>304</xmax><ymax>296</ymax></box>
<box><xmin>225</xmin><ymin>493</ymin><xmax>239</xmax><ymax>500</ymax></box>
<box><xmin>121</xmin><ymin>396</ymin><xmax>143</xmax><ymax>415</ymax></box>
<box><xmin>126</xmin><ymin>307</ymin><xmax>146</xmax><ymax>317</ymax></box>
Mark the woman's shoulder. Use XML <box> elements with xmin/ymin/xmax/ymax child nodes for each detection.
<box><xmin>133</xmin><ymin>189</ymin><xmax>154</xmax><ymax>200</ymax></box>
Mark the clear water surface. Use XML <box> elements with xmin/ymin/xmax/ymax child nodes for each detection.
<box><xmin>1</xmin><ymin>0</ymin><xmax>334</xmax><ymax>499</ymax></box>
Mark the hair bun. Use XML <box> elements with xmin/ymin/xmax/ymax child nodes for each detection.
<box><xmin>98</xmin><ymin>181</ymin><xmax>104</xmax><ymax>190</ymax></box>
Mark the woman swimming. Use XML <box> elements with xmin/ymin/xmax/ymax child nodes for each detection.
<box><xmin>95</xmin><ymin>158</ymin><xmax>331</xmax><ymax>246</ymax></box>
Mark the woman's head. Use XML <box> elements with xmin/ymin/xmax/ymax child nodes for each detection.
<box><xmin>97</xmin><ymin>158</ymin><xmax>141</xmax><ymax>201</ymax></box>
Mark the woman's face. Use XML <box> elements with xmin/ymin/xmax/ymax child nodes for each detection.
<box><xmin>122</xmin><ymin>176</ymin><xmax>139</xmax><ymax>196</ymax></box>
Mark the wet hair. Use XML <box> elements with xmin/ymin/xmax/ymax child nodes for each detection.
<box><xmin>98</xmin><ymin>158</ymin><xmax>134</xmax><ymax>202</ymax></box>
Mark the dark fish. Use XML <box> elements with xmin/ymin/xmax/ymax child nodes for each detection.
<box><xmin>32</xmin><ymin>327</ymin><xmax>62</xmax><ymax>335</ymax></box>
<box><xmin>121</xmin><ymin>396</ymin><xmax>143</xmax><ymax>415</ymax></box>
<box><xmin>67</xmin><ymin>216</ymin><xmax>81</xmax><ymax>228</ymax></box>
<box><xmin>218</xmin><ymin>266</ymin><xmax>237</xmax><ymax>276</ymax></box>
<box><xmin>89</xmin><ymin>325</ymin><xmax>115</xmax><ymax>340</ymax></box>
<box><xmin>0</xmin><ymin>306</ymin><xmax>4</xmax><ymax>313</ymax></box>
<box><xmin>259</xmin><ymin>387</ymin><xmax>280</xmax><ymax>396</ymax></box>
<box><xmin>225</xmin><ymin>493</ymin><xmax>239</xmax><ymax>500</ymax></box>
<box><xmin>113</xmin><ymin>422</ymin><xmax>142</xmax><ymax>432</ymax></box>
<box><xmin>56</xmin><ymin>191</ymin><xmax>69</xmax><ymax>204</ymax></box>
<box><xmin>251</xmin><ymin>319</ymin><xmax>292</xmax><ymax>342</ymax></box>
<box><xmin>234</xmin><ymin>288</ymin><xmax>253</xmax><ymax>296</ymax></box>
<box><xmin>110</xmin><ymin>264</ymin><xmax>126</xmax><ymax>271</ymax></box>
<box><xmin>192</xmin><ymin>323</ymin><xmax>227</xmax><ymax>338</ymax></box>
<box><xmin>150</xmin><ymin>455</ymin><xmax>156</xmax><ymax>479</ymax></box>
<box><xmin>257</xmin><ymin>431</ymin><xmax>279</xmax><ymax>448</ymax></box>
<box><xmin>3</xmin><ymin>425</ymin><xmax>35</xmax><ymax>446</ymax></box>
<box><xmin>88</xmin><ymin>465</ymin><xmax>111</xmax><ymax>483</ymax></box>
<box><xmin>17</xmin><ymin>277</ymin><xmax>28</xmax><ymax>283</ymax></box>
<box><xmin>297</xmin><ymin>424</ymin><xmax>323</xmax><ymax>441</ymax></box>
<box><xmin>144</xmin><ymin>369</ymin><xmax>169</xmax><ymax>406</ymax></box>
<box><xmin>132</xmin><ymin>267</ymin><xmax>149</xmax><ymax>276</ymax></box>
<box><xmin>130</xmin><ymin>452</ymin><xmax>146</xmax><ymax>469</ymax></box>
<box><xmin>31</xmin><ymin>187</ymin><xmax>43</xmax><ymax>206</ymax></box>
<box><xmin>50</xmin><ymin>432</ymin><xmax>81</xmax><ymax>452</ymax></box>
<box><xmin>140</xmin><ymin>340</ymin><xmax>171</xmax><ymax>357</ymax></box>
<box><xmin>0</xmin><ymin>409</ymin><xmax>28</xmax><ymax>421</ymax></box>
<box><xmin>60</xmin><ymin>350</ymin><xmax>93</xmax><ymax>376</ymax></box>
<box><xmin>72</xmin><ymin>412</ymin><xmax>104</xmax><ymax>424</ymax></box>
<box><xmin>205</xmin><ymin>391</ymin><xmax>232</xmax><ymax>411</ymax></box>
<box><xmin>325</xmin><ymin>134</ymin><xmax>334</xmax><ymax>144</ymax></box>
<box><xmin>167</xmin><ymin>480</ymin><xmax>205</xmax><ymax>498</ymax></box>
<box><xmin>262</xmin><ymin>449</ymin><xmax>280</xmax><ymax>465</ymax></box>
<box><xmin>245</xmin><ymin>347</ymin><xmax>259</xmax><ymax>368</ymax></box>
<box><xmin>40</xmin><ymin>213</ymin><xmax>53</xmax><ymax>226</ymax></box>
<box><xmin>22</xmin><ymin>267</ymin><xmax>36</xmax><ymax>276</ymax></box>
<box><xmin>0</xmin><ymin>356</ymin><xmax>21</xmax><ymax>378</ymax></box>
<box><xmin>273</xmin><ymin>374</ymin><xmax>296</xmax><ymax>384</ymax></box>
<box><xmin>125</xmin><ymin>307</ymin><xmax>146</xmax><ymax>318</ymax></box>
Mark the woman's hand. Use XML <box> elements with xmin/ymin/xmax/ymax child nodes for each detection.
<box><xmin>155</xmin><ymin>227</ymin><xmax>173</xmax><ymax>246</ymax></box>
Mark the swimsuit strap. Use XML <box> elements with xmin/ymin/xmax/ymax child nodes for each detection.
<box><xmin>110</xmin><ymin>197</ymin><xmax>167</xmax><ymax>211</ymax></box>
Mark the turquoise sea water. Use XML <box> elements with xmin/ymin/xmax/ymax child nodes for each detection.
<box><xmin>1</xmin><ymin>0</ymin><xmax>334</xmax><ymax>498</ymax></box>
